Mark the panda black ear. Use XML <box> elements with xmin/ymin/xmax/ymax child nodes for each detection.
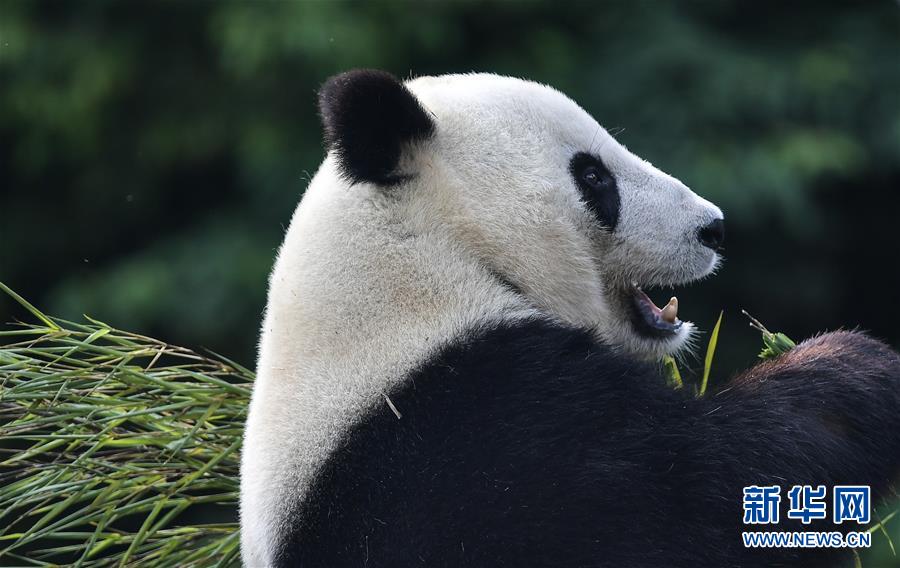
<box><xmin>318</xmin><ymin>69</ymin><xmax>435</xmax><ymax>186</ymax></box>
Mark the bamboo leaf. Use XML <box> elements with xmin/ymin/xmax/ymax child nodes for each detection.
<box><xmin>699</xmin><ymin>311</ymin><xmax>724</xmax><ymax>397</ymax></box>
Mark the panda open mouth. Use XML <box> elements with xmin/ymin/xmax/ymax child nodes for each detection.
<box><xmin>628</xmin><ymin>284</ymin><xmax>683</xmax><ymax>339</ymax></box>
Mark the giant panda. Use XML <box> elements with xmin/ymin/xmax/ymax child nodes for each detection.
<box><xmin>240</xmin><ymin>70</ymin><xmax>900</xmax><ymax>567</ymax></box>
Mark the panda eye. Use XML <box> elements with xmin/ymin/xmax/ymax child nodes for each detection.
<box><xmin>581</xmin><ymin>165</ymin><xmax>609</xmax><ymax>189</ymax></box>
<box><xmin>570</xmin><ymin>152</ymin><xmax>616</xmax><ymax>195</ymax></box>
<box><xmin>570</xmin><ymin>152</ymin><xmax>620</xmax><ymax>230</ymax></box>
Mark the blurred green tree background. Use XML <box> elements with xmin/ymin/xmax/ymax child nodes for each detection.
<box><xmin>1</xmin><ymin>1</ymin><xmax>899</xmax><ymax>564</ymax></box>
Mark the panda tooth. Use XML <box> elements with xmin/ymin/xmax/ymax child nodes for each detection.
<box><xmin>660</xmin><ymin>297</ymin><xmax>678</xmax><ymax>323</ymax></box>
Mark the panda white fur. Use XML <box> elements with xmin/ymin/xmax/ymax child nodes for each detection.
<box><xmin>240</xmin><ymin>70</ymin><xmax>900</xmax><ymax>567</ymax></box>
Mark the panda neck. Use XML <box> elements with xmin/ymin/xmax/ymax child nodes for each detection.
<box><xmin>241</xmin><ymin>167</ymin><xmax>534</xmax><ymax>562</ymax></box>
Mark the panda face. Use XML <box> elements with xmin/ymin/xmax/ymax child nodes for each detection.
<box><xmin>566</xmin><ymin>120</ymin><xmax>724</xmax><ymax>358</ymax></box>
<box><xmin>320</xmin><ymin>71</ymin><xmax>723</xmax><ymax>360</ymax></box>
<box><xmin>398</xmin><ymin>74</ymin><xmax>722</xmax><ymax>359</ymax></box>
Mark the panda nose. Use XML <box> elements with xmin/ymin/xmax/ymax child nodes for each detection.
<box><xmin>697</xmin><ymin>218</ymin><xmax>725</xmax><ymax>250</ymax></box>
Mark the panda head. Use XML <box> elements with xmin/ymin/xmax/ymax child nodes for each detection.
<box><xmin>318</xmin><ymin>70</ymin><xmax>724</xmax><ymax>360</ymax></box>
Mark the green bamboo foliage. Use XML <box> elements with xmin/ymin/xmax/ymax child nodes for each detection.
<box><xmin>698</xmin><ymin>310</ymin><xmax>724</xmax><ymax>397</ymax></box>
<box><xmin>0</xmin><ymin>283</ymin><xmax>250</xmax><ymax>567</ymax></box>
<box><xmin>742</xmin><ymin>310</ymin><xmax>797</xmax><ymax>360</ymax></box>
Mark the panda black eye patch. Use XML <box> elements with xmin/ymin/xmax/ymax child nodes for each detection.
<box><xmin>569</xmin><ymin>152</ymin><xmax>621</xmax><ymax>232</ymax></box>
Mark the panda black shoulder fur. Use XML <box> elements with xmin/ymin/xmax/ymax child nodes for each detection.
<box><xmin>241</xmin><ymin>70</ymin><xmax>900</xmax><ymax>567</ymax></box>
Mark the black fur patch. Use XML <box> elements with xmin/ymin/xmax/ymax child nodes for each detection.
<box><xmin>570</xmin><ymin>152</ymin><xmax>621</xmax><ymax>231</ymax></box>
<box><xmin>274</xmin><ymin>321</ymin><xmax>900</xmax><ymax>567</ymax></box>
<box><xmin>318</xmin><ymin>70</ymin><xmax>435</xmax><ymax>186</ymax></box>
